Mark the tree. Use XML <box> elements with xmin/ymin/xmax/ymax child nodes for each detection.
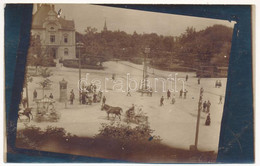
<box><xmin>38</xmin><ymin>79</ymin><xmax>52</xmax><ymax>98</ymax></box>
<box><xmin>27</xmin><ymin>34</ymin><xmax>56</xmax><ymax>73</ymax></box>
<box><xmin>75</xmin><ymin>24</ymin><xmax>233</xmax><ymax>70</ymax></box>
<box><xmin>27</xmin><ymin>34</ymin><xmax>43</xmax><ymax>74</ymax></box>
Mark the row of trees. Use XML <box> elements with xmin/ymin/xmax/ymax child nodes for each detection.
<box><xmin>26</xmin><ymin>24</ymin><xmax>233</xmax><ymax>71</ymax></box>
<box><xmin>77</xmin><ymin>24</ymin><xmax>233</xmax><ymax>69</ymax></box>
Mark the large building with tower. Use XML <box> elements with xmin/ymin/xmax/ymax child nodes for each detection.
<box><xmin>31</xmin><ymin>4</ymin><xmax>76</xmax><ymax>60</ymax></box>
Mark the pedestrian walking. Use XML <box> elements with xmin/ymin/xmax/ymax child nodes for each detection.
<box><xmin>205</xmin><ymin>113</ymin><xmax>211</xmax><ymax>126</ymax></box>
<box><xmin>126</xmin><ymin>87</ymin><xmax>131</xmax><ymax>96</ymax></box>
<box><xmin>179</xmin><ymin>89</ymin><xmax>183</xmax><ymax>98</ymax></box>
<box><xmin>70</xmin><ymin>89</ymin><xmax>75</xmax><ymax>105</ymax></box>
<box><xmin>186</xmin><ymin>75</ymin><xmax>188</xmax><ymax>82</ymax></box>
<box><xmin>203</xmin><ymin>101</ymin><xmax>207</xmax><ymax>112</ymax></box>
<box><xmin>207</xmin><ymin>100</ymin><xmax>211</xmax><ymax>113</ymax></box>
<box><xmin>167</xmin><ymin>89</ymin><xmax>171</xmax><ymax>99</ymax></box>
<box><xmin>33</xmin><ymin>89</ymin><xmax>37</xmax><ymax>100</ymax></box>
<box><xmin>184</xmin><ymin>89</ymin><xmax>188</xmax><ymax>99</ymax></box>
<box><xmin>219</xmin><ymin>95</ymin><xmax>223</xmax><ymax>104</ymax></box>
<box><xmin>198</xmin><ymin>77</ymin><xmax>201</xmax><ymax>85</ymax></box>
<box><xmin>160</xmin><ymin>96</ymin><xmax>164</xmax><ymax>106</ymax></box>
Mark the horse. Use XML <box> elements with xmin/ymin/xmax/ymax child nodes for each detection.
<box><xmin>101</xmin><ymin>104</ymin><xmax>123</xmax><ymax>120</ymax></box>
<box><xmin>18</xmin><ymin>107</ymin><xmax>33</xmax><ymax>122</ymax></box>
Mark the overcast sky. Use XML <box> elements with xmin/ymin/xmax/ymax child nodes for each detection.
<box><xmin>34</xmin><ymin>4</ymin><xmax>235</xmax><ymax>36</ymax></box>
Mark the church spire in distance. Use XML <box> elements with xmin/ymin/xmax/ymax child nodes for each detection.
<box><xmin>103</xmin><ymin>18</ymin><xmax>108</xmax><ymax>32</ymax></box>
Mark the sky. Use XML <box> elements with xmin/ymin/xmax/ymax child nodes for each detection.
<box><xmin>34</xmin><ymin>4</ymin><xmax>235</xmax><ymax>36</ymax></box>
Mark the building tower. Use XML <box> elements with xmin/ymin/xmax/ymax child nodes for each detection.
<box><xmin>103</xmin><ymin>19</ymin><xmax>108</xmax><ymax>32</ymax></box>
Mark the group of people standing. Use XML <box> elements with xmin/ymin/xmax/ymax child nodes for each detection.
<box><xmin>70</xmin><ymin>88</ymin><xmax>107</xmax><ymax>107</ymax></box>
<box><xmin>80</xmin><ymin>90</ymin><xmax>102</xmax><ymax>105</ymax></box>
<box><xmin>202</xmin><ymin>100</ymin><xmax>212</xmax><ymax>113</ymax></box>
<box><xmin>215</xmin><ymin>80</ymin><xmax>222</xmax><ymax>88</ymax></box>
<box><xmin>33</xmin><ymin>89</ymin><xmax>53</xmax><ymax>101</ymax></box>
<box><xmin>160</xmin><ymin>89</ymin><xmax>177</xmax><ymax>106</ymax></box>
<box><xmin>179</xmin><ymin>89</ymin><xmax>188</xmax><ymax>99</ymax></box>
<box><xmin>160</xmin><ymin>75</ymin><xmax>191</xmax><ymax>106</ymax></box>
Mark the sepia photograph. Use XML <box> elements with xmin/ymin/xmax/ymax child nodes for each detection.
<box><xmin>12</xmin><ymin>3</ymin><xmax>239</xmax><ymax>163</ymax></box>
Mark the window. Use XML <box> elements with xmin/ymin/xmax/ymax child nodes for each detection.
<box><xmin>50</xmin><ymin>35</ymin><xmax>55</xmax><ymax>43</ymax></box>
<box><xmin>64</xmin><ymin>48</ymin><xmax>69</xmax><ymax>55</ymax></box>
<box><xmin>64</xmin><ymin>36</ymin><xmax>68</xmax><ymax>43</ymax></box>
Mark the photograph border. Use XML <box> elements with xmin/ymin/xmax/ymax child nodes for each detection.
<box><xmin>4</xmin><ymin>4</ymin><xmax>254</xmax><ymax>163</ymax></box>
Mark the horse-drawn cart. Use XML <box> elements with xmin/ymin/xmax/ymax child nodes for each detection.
<box><xmin>125</xmin><ymin>106</ymin><xmax>148</xmax><ymax>124</ymax></box>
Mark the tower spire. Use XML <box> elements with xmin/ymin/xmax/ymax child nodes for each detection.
<box><xmin>103</xmin><ymin>18</ymin><xmax>107</xmax><ymax>32</ymax></box>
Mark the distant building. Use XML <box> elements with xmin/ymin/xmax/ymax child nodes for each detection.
<box><xmin>216</xmin><ymin>67</ymin><xmax>228</xmax><ymax>77</ymax></box>
<box><xmin>196</xmin><ymin>66</ymin><xmax>228</xmax><ymax>78</ymax></box>
<box><xmin>31</xmin><ymin>4</ymin><xmax>76</xmax><ymax>60</ymax></box>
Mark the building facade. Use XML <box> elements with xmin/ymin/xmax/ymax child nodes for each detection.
<box><xmin>31</xmin><ymin>4</ymin><xmax>76</xmax><ymax>60</ymax></box>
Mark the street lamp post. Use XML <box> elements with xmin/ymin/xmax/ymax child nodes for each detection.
<box><xmin>143</xmin><ymin>47</ymin><xmax>150</xmax><ymax>90</ymax></box>
<box><xmin>76</xmin><ymin>42</ymin><xmax>84</xmax><ymax>104</ymax></box>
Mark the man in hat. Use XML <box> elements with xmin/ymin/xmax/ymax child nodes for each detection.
<box><xmin>70</xmin><ymin>89</ymin><xmax>75</xmax><ymax>105</ymax></box>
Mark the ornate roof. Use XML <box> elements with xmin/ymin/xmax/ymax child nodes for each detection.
<box><xmin>32</xmin><ymin>4</ymin><xmax>75</xmax><ymax>30</ymax></box>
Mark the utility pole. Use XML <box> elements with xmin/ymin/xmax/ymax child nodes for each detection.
<box><xmin>191</xmin><ymin>88</ymin><xmax>203</xmax><ymax>151</ymax></box>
